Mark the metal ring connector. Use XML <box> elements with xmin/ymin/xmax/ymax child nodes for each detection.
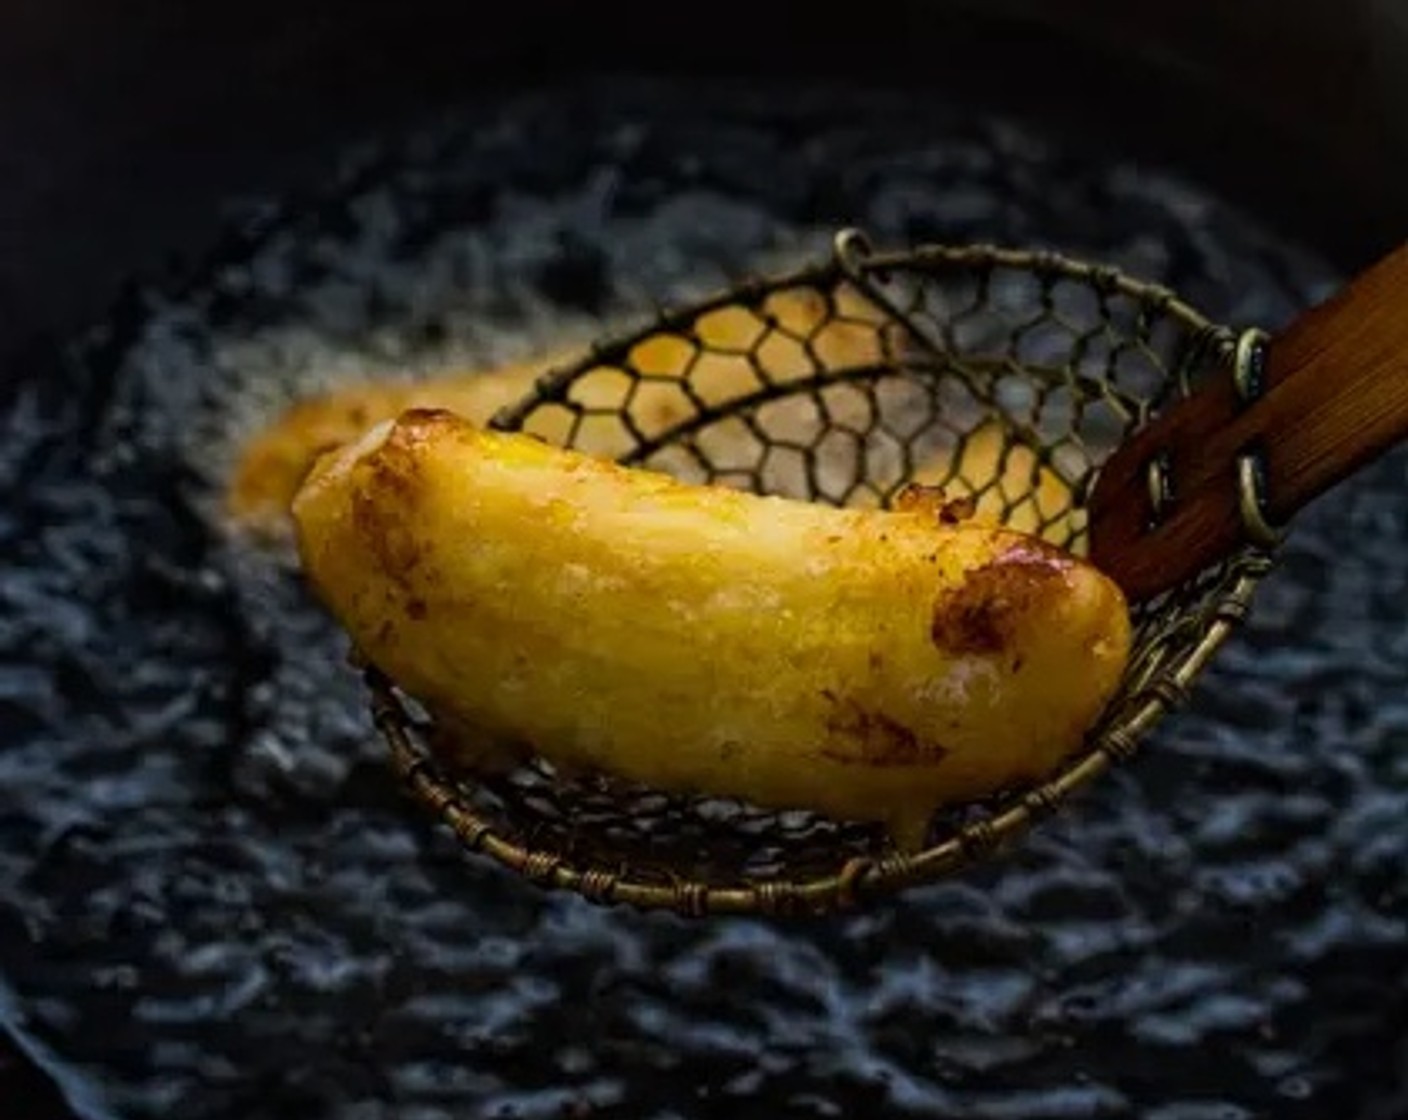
<box><xmin>833</xmin><ymin>228</ymin><xmax>875</xmax><ymax>280</ymax></box>
<box><xmin>1145</xmin><ymin>451</ymin><xmax>1173</xmax><ymax>527</ymax></box>
<box><xmin>1233</xmin><ymin>328</ymin><xmax>1270</xmax><ymax>405</ymax></box>
<box><xmin>1236</xmin><ymin>448</ymin><xmax>1287</xmax><ymax>549</ymax></box>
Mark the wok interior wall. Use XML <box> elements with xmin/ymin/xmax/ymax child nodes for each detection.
<box><xmin>0</xmin><ymin>0</ymin><xmax>1402</xmax><ymax>362</ymax></box>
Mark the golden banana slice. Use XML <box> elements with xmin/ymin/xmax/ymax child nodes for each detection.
<box><xmin>227</xmin><ymin>285</ymin><xmax>892</xmax><ymax>538</ymax></box>
<box><xmin>225</xmin><ymin>356</ymin><xmax>561</xmax><ymax>539</ymax></box>
<box><xmin>292</xmin><ymin>409</ymin><xmax>1130</xmax><ymax>850</ymax></box>
<box><xmin>910</xmin><ymin>421</ymin><xmax>1078</xmax><ymax>543</ymax></box>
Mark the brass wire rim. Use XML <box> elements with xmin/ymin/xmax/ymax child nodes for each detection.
<box><xmin>363</xmin><ymin>229</ymin><xmax>1281</xmax><ymax>917</ymax></box>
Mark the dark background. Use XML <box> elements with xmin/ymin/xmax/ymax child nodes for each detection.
<box><xmin>1</xmin><ymin>0</ymin><xmax>1405</xmax><ymax>365</ymax></box>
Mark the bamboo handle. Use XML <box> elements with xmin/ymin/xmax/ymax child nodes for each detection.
<box><xmin>1089</xmin><ymin>241</ymin><xmax>1408</xmax><ymax>604</ymax></box>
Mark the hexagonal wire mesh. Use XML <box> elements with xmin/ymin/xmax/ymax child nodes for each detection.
<box><xmin>366</xmin><ymin>229</ymin><xmax>1275</xmax><ymax>916</ymax></box>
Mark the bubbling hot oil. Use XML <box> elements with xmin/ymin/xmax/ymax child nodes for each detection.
<box><xmin>6</xmin><ymin>80</ymin><xmax>1392</xmax><ymax>1120</ymax></box>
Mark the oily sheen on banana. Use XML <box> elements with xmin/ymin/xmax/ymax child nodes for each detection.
<box><xmin>292</xmin><ymin>409</ymin><xmax>1131</xmax><ymax>850</ymax></box>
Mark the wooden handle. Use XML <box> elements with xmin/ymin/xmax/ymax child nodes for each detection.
<box><xmin>1089</xmin><ymin>241</ymin><xmax>1408</xmax><ymax>604</ymax></box>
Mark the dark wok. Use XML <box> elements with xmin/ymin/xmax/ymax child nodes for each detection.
<box><xmin>1</xmin><ymin>3</ymin><xmax>1405</xmax><ymax>1117</ymax></box>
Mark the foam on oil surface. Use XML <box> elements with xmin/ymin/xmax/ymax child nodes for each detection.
<box><xmin>3</xmin><ymin>77</ymin><xmax>1405</xmax><ymax>1120</ymax></box>
<box><xmin>177</xmin><ymin>190</ymin><xmax>831</xmax><ymax>554</ymax></box>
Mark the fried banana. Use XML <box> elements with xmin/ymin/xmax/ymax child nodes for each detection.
<box><xmin>292</xmin><ymin>409</ymin><xmax>1130</xmax><ymax>850</ymax></box>
<box><xmin>911</xmin><ymin>421</ymin><xmax>1078</xmax><ymax>542</ymax></box>
<box><xmin>227</xmin><ymin>286</ymin><xmax>891</xmax><ymax>537</ymax></box>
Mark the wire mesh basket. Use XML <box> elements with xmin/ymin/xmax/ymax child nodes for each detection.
<box><xmin>365</xmin><ymin>229</ymin><xmax>1274</xmax><ymax>916</ymax></box>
